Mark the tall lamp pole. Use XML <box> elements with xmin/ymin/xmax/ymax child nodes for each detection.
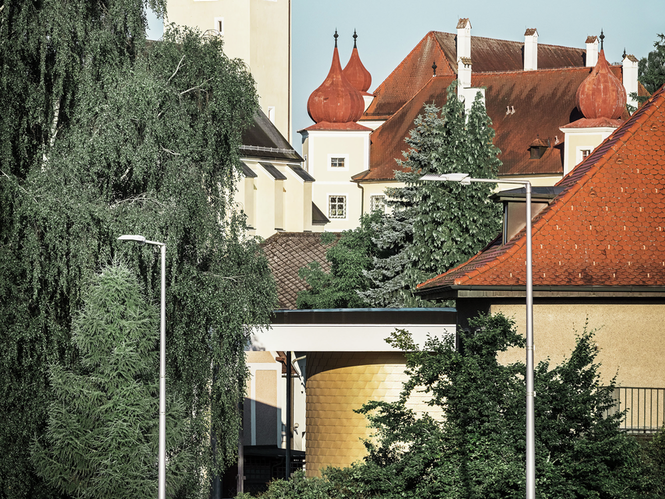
<box><xmin>118</xmin><ymin>234</ymin><xmax>167</xmax><ymax>499</ymax></box>
<box><xmin>420</xmin><ymin>174</ymin><xmax>535</xmax><ymax>499</ymax></box>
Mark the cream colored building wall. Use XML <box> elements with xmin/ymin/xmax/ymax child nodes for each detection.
<box><xmin>491</xmin><ymin>303</ymin><xmax>665</xmax><ymax>388</ymax></box>
<box><xmin>359</xmin><ymin>181</ymin><xmax>405</xmax><ymax>215</ymax></box>
<box><xmin>302</xmin><ymin>130</ymin><xmax>370</xmax><ymax>231</ymax></box>
<box><xmin>283</xmin><ymin>168</ymin><xmax>312</xmax><ymax>233</ymax></box>
<box><xmin>560</xmin><ymin>127</ymin><xmax>615</xmax><ymax>175</ymax></box>
<box><xmin>166</xmin><ymin>0</ymin><xmax>291</xmax><ymax>139</ymax></box>
<box><xmin>245</xmin><ymin>350</ymin><xmax>306</xmax><ymax>452</ymax></box>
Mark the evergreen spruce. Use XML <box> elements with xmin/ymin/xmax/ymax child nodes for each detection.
<box><xmin>362</xmin><ymin>84</ymin><xmax>502</xmax><ymax>307</ymax></box>
<box><xmin>32</xmin><ymin>264</ymin><xmax>192</xmax><ymax>499</ymax></box>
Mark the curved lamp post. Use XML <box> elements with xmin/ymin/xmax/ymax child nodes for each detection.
<box><xmin>118</xmin><ymin>235</ymin><xmax>167</xmax><ymax>499</ymax></box>
<box><xmin>419</xmin><ymin>173</ymin><xmax>535</xmax><ymax>499</ymax></box>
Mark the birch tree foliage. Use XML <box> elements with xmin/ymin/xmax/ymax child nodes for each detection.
<box><xmin>0</xmin><ymin>2</ymin><xmax>275</xmax><ymax>496</ymax></box>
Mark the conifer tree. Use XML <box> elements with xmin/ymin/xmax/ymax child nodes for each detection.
<box><xmin>32</xmin><ymin>264</ymin><xmax>192</xmax><ymax>499</ymax></box>
<box><xmin>362</xmin><ymin>84</ymin><xmax>502</xmax><ymax>307</ymax></box>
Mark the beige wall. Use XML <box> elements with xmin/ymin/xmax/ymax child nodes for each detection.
<box><xmin>560</xmin><ymin>127</ymin><xmax>615</xmax><ymax>175</ymax></box>
<box><xmin>166</xmin><ymin>0</ymin><xmax>291</xmax><ymax>139</ymax></box>
<box><xmin>301</xmin><ymin>130</ymin><xmax>371</xmax><ymax>231</ymax></box>
<box><xmin>490</xmin><ymin>303</ymin><xmax>665</xmax><ymax>388</ymax></box>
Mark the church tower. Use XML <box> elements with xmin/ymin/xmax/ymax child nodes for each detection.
<box><xmin>299</xmin><ymin>31</ymin><xmax>372</xmax><ymax>231</ymax></box>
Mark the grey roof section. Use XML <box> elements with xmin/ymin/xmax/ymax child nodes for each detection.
<box><xmin>259</xmin><ymin>162</ymin><xmax>287</xmax><ymax>180</ymax></box>
<box><xmin>312</xmin><ymin>202</ymin><xmax>329</xmax><ymax>225</ymax></box>
<box><xmin>241</xmin><ymin>108</ymin><xmax>303</xmax><ymax>162</ymax></box>
<box><xmin>290</xmin><ymin>165</ymin><xmax>315</xmax><ymax>182</ymax></box>
<box><xmin>240</xmin><ymin>162</ymin><xmax>258</xmax><ymax>178</ymax></box>
<box><xmin>489</xmin><ymin>186</ymin><xmax>565</xmax><ymax>202</ymax></box>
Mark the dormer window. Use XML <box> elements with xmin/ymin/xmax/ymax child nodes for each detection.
<box><xmin>529</xmin><ymin>136</ymin><xmax>549</xmax><ymax>160</ymax></box>
<box><xmin>490</xmin><ymin>187</ymin><xmax>563</xmax><ymax>244</ymax></box>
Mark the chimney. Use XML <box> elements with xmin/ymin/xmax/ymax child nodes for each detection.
<box><xmin>458</xmin><ymin>57</ymin><xmax>472</xmax><ymax>92</ymax></box>
<box><xmin>623</xmin><ymin>53</ymin><xmax>639</xmax><ymax>110</ymax></box>
<box><xmin>585</xmin><ymin>36</ymin><xmax>598</xmax><ymax>67</ymax></box>
<box><xmin>457</xmin><ymin>18</ymin><xmax>471</xmax><ymax>61</ymax></box>
<box><xmin>524</xmin><ymin>28</ymin><xmax>538</xmax><ymax>71</ymax></box>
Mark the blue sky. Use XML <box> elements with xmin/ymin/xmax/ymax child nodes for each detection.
<box><xmin>148</xmin><ymin>1</ymin><xmax>664</xmax><ymax>148</ymax></box>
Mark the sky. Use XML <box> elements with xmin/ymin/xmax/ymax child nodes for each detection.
<box><xmin>148</xmin><ymin>0</ymin><xmax>665</xmax><ymax>149</ymax></box>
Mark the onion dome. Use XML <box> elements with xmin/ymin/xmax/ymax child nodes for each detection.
<box><xmin>576</xmin><ymin>50</ymin><xmax>627</xmax><ymax>119</ymax></box>
<box><xmin>342</xmin><ymin>30</ymin><xmax>372</xmax><ymax>93</ymax></box>
<box><xmin>307</xmin><ymin>31</ymin><xmax>365</xmax><ymax>124</ymax></box>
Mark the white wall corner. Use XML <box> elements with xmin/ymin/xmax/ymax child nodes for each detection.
<box><xmin>623</xmin><ymin>54</ymin><xmax>639</xmax><ymax>110</ymax></box>
<box><xmin>524</xmin><ymin>28</ymin><xmax>538</xmax><ymax>71</ymax></box>
<box><xmin>456</xmin><ymin>18</ymin><xmax>471</xmax><ymax>61</ymax></box>
<box><xmin>585</xmin><ymin>36</ymin><xmax>598</xmax><ymax>67</ymax></box>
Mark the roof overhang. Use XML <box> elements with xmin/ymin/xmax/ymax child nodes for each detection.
<box><xmin>417</xmin><ymin>285</ymin><xmax>665</xmax><ymax>302</ymax></box>
<box><xmin>250</xmin><ymin>308</ymin><xmax>456</xmax><ymax>352</ymax></box>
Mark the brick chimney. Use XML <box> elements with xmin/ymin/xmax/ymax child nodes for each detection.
<box><xmin>524</xmin><ymin>28</ymin><xmax>538</xmax><ymax>71</ymax></box>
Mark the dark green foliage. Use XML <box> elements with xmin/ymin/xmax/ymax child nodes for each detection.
<box><xmin>32</xmin><ymin>264</ymin><xmax>192</xmax><ymax>498</ymax></box>
<box><xmin>0</xmin><ymin>2</ymin><xmax>275</xmax><ymax>496</ymax></box>
<box><xmin>251</xmin><ymin>316</ymin><xmax>649</xmax><ymax>499</ymax></box>
<box><xmin>362</xmin><ymin>85</ymin><xmax>501</xmax><ymax>307</ymax></box>
<box><xmin>642</xmin><ymin>425</ymin><xmax>665</xmax><ymax>496</ymax></box>
<box><xmin>639</xmin><ymin>34</ymin><xmax>665</xmax><ymax>94</ymax></box>
<box><xmin>297</xmin><ymin>212</ymin><xmax>383</xmax><ymax>309</ymax></box>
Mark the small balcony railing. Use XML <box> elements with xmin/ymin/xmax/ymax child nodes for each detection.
<box><xmin>606</xmin><ymin>387</ymin><xmax>665</xmax><ymax>433</ymax></box>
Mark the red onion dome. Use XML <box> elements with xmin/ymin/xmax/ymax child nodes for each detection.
<box><xmin>307</xmin><ymin>32</ymin><xmax>365</xmax><ymax>124</ymax></box>
<box><xmin>343</xmin><ymin>30</ymin><xmax>372</xmax><ymax>93</ymax></box>
<box><xmin>576</xmin><ymin>50</ymin><xmax>627</xmax><ymax>120</ymax></box>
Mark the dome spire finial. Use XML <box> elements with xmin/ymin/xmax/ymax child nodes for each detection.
<box><xmin>353</xmin><ymin>29</ymin><xmax>358</xmax><ymax>49</ymax></box>
<box><xmin>334</xmin><ymin>29</ymin><xmax>339</xmax><ymax>48</ymax></box>
<box><xmin>432</xmin><ymin>60</ymin><xmax>437</xmax><ymax>77</ymax></box>
<box><xmin>600</xmin><ymin>29</ymin><xmax>605</xmax><ymax>51</ymax></box>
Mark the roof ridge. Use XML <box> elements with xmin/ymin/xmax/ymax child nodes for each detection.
<box><xmin>433</xmin><ymin>30</ymin><xmax>587</xmax><ymax>51</ymax></box>
<box><xmin>371</xmin><ymin>32</ymin><xmax>447</xmax><ymax>98</ymax></box>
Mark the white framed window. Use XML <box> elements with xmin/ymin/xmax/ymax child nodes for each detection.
<box><xmin>267</xmin><ymin>106</ymin><xmax>275</xmax><ymax>124</ymax></box>
<box><xmin>576</xmin><ymin>146</ymin><xmax>592</xmax><ymax>165</ymax></box>
<box><xmin>214</xmin><ymin>17</ymin><xmax>224</xmax><ymax>35</ymax></box>
<box><xmin>327</xmin><ymin>153</ymin><xmax>349</xmax><ymax>171</ymax></box>
<box><xmin>328</xmin><ymin>195</ymin><xmax>347</xmax><ymax>219</ymax></box>
<box><xmin>370</xmin><ymin>195</ymin><xmax>386</xmax><ymax>213</ymax></box>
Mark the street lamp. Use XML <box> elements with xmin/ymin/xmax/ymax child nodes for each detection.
<box><xmin>419</xmin><ymin>173</ymin><xmax>535</xmax><ymax>499</ymax></box>
<box><xmin>118</xmin><ymin>234</ymin><xmax>167</xmax><ymax>499</ymax></box>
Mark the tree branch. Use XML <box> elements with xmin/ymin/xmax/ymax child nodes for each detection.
<box><xmin>168</xmin><ymin>55</ymin><xmax>185</xmax><ymax>83</ymax></box>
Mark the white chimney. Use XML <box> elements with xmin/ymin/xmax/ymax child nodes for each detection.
<box><xmin>524</xmin><ymin>28</ymin><xmax>538</xmax><ymax>71</ymax></box>
<box><xmin>623</xmin><ymin>53</ymin><xmax>639</xmax><ymax>110</ymax></box>
<box><xmin>457</xmin><ymin>18</ymin><xmax>471</xmax><ymax>60</ymax></box>
<box><xmin>458</xmin><ymin>57</ymin><xmax>472</xmax><ymax>91</ymax></box>
<box><xmin>585</xmin><ymin>36</ymin><xmax>598</xmax><ymax>67</ymax></box>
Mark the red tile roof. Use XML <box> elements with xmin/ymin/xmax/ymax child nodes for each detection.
<box><xmin>363</xmin><ymin>31</ymin><xmax>588</xmax><ymax>122</ymax></box>
<box><xmin>355</xmin><ymin>66</ymin><xmax>632</xmax><ymax>182</ymax></box>
<box><xmin>418</xmin><ymin>83</ymin><xmax>665</xmax><ymax>293</ymax></box>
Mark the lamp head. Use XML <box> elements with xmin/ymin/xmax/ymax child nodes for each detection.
<box><xmin>118</xmin><ymin>235</ymin><xmax>147</xmax><ymax>244</ymax></box>
<box><xmin>420</xmin><ymin>173</ymin><xmax>471</xmax><ymax>184</ymax></box>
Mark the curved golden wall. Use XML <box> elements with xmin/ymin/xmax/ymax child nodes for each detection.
<box><xmin>305</xmin><ymin>352</ymin><xmax>407</xmax><ymax>476</ymax></box>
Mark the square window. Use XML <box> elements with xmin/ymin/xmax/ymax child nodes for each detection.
<box><xmin>370</xmin><ymin>195</ymin><xmax>385</xmax><ymax>213</ymax></box>
<box><xmin>581</xmin><ymin>149</ymin><xmax>591</xmax><ymax>159</ymax></box>
<box><xmin>330</xmin><ymin>157</ymin><xmax>345</xmax><ymax>168</ymax></box>
<box><xmin>328</xmin><ymin>195</ymin><xmax>347</xmax><ymax>219</ymax></box>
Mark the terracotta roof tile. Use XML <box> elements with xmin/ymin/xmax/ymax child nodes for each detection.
<box><xmin>261</xmin><ymin>232</ymin><xmax>341</xmax><ymax>309</ymax></box>
<box><xmin>358</xmin><ymin>67</ymin><xmax>630</xmax><ymax>181</ymax></box>
<box><xmin>418</xmin><ymin>83</ymin><xmax>665</xmax><ymax>293</ymax></box>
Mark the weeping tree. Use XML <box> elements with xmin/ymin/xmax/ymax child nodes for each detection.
<box><xmin>0</xmin><ymin>2</ymin><xmax>275</xmax><ymax>497</ymax></box>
